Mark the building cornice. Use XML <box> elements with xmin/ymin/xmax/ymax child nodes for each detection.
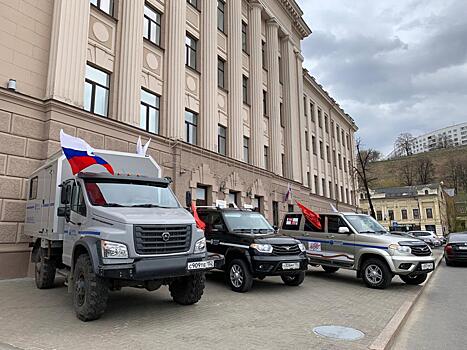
<box><xmin>303</xmin><ymin>70</ymin><xmax>358</xmax><ymax>131</ymax></box>
<box><xmin>278</xmin><ymin>0</ymin><xmax>312</xmax><ymax>39</ymax></box>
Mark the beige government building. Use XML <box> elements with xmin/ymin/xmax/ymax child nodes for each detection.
<box><xmin>0</xmin><ymin>0</ymin><xmax>358</xmax><ymax>278</ymax></box>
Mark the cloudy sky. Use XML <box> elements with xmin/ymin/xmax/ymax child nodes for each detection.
<box><xmin>297</xmin><ymin>0</ymin><xmax>467</xmax><ymax>155</ymax></box>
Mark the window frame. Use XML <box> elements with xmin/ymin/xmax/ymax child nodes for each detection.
<box><xmin>184</xmin><ymin>109</ymin><xmax>198</xmax><ymax>145</ymax></box>
<box><xmin>242</xmin><ymin>21</ymin><xmax>248</xmax><ymax>53</ymax></box>
<box><xmin>243</xmin><ymin>136</ymin><xmax>250</xmax><ymax>163</ymax></box>
<box><xmin>217</xmin><ymin>56</ymin><xmax>226</xmax><ymax>89</ymax></box>
<box><xmin>143</xmin><ymin>3</ymin><xmax>162</xmax><ymax>47</ymax></box>
<box><xmin>185</xmin><ymin>33</ymin><xmax>198</xmax><ymax>71</ymax></box>
<box><xmin>140</xmin><ymin>88</ymin><xmax>160</xmax><ymax>135</ymax></box>
<box><xmin>84</xmin><ymin>63</ymin><xmax>110</xmax><ymax>117</ymax></box>
<box><xmin>29</xmin><ymin>176</ymin><xmax>38</xmax><ymax>200</ymax></box>
<box><xmin>217</xmin><ymin>0</ymin><xmax>226</xmax><ymax>33</ymax></box>
<box><xmin>186</xmin><ymin>0</ymin><xmax>199</xmax><ymax>10</ymax></box>
<box><xmin>218</xmin><ymin>124</ymin><xmax>227</xmax><ymax>155</ymax></box>
<box><xmin>242</xmin><ymin>75</ymin><xmax>249</xmax><ymax>105</ymax></box>
<box><xmin>90</xmin><ymin>0</ymin><xmax>114</xmax><ymax>16</ymax></box>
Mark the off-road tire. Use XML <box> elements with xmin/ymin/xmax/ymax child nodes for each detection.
<box><xmin>322</xmin><ymin>266</ymin><xmax>340</xmax><ymax>273</ymax></box>
<box><xmin>399</xmin><ymin>273</ymin><xmax>428</xmax><ymax>285</ymax></box>
<box><xmin>35</xmin><ymin>249</ymin><xmax>56</xmax><ymax>289</ymax></box>
<box><xmin>445</xmin><ymin>257</ymin><xmax>454</xmax><ymax>266</ymax></box>
<box><xmin>361</xmin><ymin>258</ymin><xmax>393</xmax><ymax>289</ymax></box>
<box><xmin>169</xmin><ymin>273</ymin><xmax>205</xmax><ymax>305</ymax></box>
<box><xmin>226</xmin><ymin>259</ymin><xmax>253</xmax><ymax>293</ymax></box>
<box><xmin>73</xmin><ymin>254</ymin><xmax>108</xmax><ymax>321</ymax></box>
<box><xmin>281</xmin><ymin>271</ymin><xmax>305</xmax><ymax>286</ymax></box>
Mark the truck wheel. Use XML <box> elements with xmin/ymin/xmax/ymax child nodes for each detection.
<box><xmin>35</xmin><ymin>250</ymin><xmax>56</xmax><ymax>289</ymax></box>
<box><xmin>226</xmin><ymin>259</ymin><xmax>253</xmax><ymax>293</ymax></box>
<box><xmin>361</xmin><ymin>258</ymin><xmax>393</xmax><ymax>289</ymax></box>
<box><xmin>445</xmin><ymin>257</ymin><xmax>453</xmax><ymax>266</ymax></box>
<box><xmin>400</xmin><ymin>273</ymin><xmax>428</xmax><ymax>285</ymax></box>
<box><xmin>169</xmin><ymin>273</ymin><xmax>205</xmax><ymax>305</ymax></box>
<box><xmin>73</xmin><ymin>254</ymin><xmax>108</xmax><ymax>321</ymax></box>
<box><xmin>281</xmin><ymin>271</ymin><xmax>305</xmax><ymax>286</ymax></box>
<box><xmin>322</xmin><ymin>266</ymin><xmax>340</xmax><ymax>273</ymax></box>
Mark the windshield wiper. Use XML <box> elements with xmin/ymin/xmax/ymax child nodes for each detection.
<box><xmin>359</xmin><ymin>230</ymin><xmax>376</xmax><ymax>234</ymax></box>
<box><xmin>101</xmin><ymin>203</ymin><xmax>125</xmax><ymax>207</ymax></box>
<box><xmin>258</xmin><ymin>229</ymin><xmax>274</xmax><ymax>233</ymax></box>
<box><xmin>131</xmin><ymin>204</ymin><xmax>163</xmax><ymax>208</ymax></box>
<box><xmin>233</xmin><ymin>228</ymin><xmax>254</xmax><ymax>233</ymax></box>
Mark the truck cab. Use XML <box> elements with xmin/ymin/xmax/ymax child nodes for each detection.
<box><xmin>280</xmin><ymin>212</ymin><xmax>435</xmax><ymax>289</ymax></box>
<box><xmin>197</xmin><ymin>207</ymin><xmax>308</xmax><ymax>292</ymax></box>
<box><xmin>26</xmin><ymin>150</ymin><xmax>223</xmax><ymax>321</ymax></box>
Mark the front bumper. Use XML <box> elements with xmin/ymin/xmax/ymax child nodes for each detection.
<box><xmin>390</xmin><ymin>255</ymin><xmax>436</xmax><ymax>275</ymax></box>
<box><xmin>251</xmin><ymin>255</ymin><xmax>308</xmax><ymax>276</ymax></box>
<box><xmin>98</xmin><ymin>252</ymin><xmax>224</xmax><ymax>281</ymax></box>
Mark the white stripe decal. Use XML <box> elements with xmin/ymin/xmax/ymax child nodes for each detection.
<box><xmin>218</xmin><ymin>242</ymin><xmax>250</xmax><ymax>249</ymax></box>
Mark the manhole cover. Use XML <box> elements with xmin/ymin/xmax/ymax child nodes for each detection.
<box><xmin>313</xmin><ymin>325</ymin><xmax>365</xmax><ymax>341</ymax></box>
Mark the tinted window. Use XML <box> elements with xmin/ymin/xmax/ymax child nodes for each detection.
<box><xmin>71</xmin><ymin>183</ymin><xmax>86</xmax><ymax>217</ymax></box>
<box><xmin>327</xmin><ymin>216</ymin><xmax>348</xmax><ymax>233</ymax></box>
<box><xmin>29</xmin><ymin>176</ymin><xmax>38</xmax><ymax>200</ymax></box>
<box><xmin>304</xmin><ymin>215</ymin><xmax>325</xmax><ymax>232</ymax></box>
<box><xmin>282</xmin><ymin>214</ymin><xmax>302</xmax><ymax>230</ymax></box>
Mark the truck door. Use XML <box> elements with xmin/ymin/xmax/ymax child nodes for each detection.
<box><xmin>324</xmin><ymin>215</ymin><xmax>355</xmax><ymax>268</ymax></box>
<box><xmin>62</xmin><ymin>180</ymin><xmax>88</xmax><ymax>266</ymax></box>
<box><xmin>202</xmin><ymin>212</ymin><xmax>228</xmax><ymax>255</ymax></box>
<box><xmin>39</xmin><ymin>166</ymin><xmax>54</xmax><ymax>237</ymax></box>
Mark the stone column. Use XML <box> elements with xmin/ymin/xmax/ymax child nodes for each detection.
<box><xmin>249</xmin><ymin>2</ymin><xmax>264</xmax><ymax>168</ymax></box>
<box><xmin>116</xmin><ymin>0</ymin><xmax>144</xmax><ymax>126</ymax></box>
<box><xmin>266</xmin><ymin>19</ymin><xmax>281</xmax><ymax>175</ymax></box>
<box><xmin>313</xmin><ymin>104</ymin><xmax>322</xmax><ymax>195</ymax></box>
<box><xmin>199</xmin><ymin>0</ymin><xmax>217</xmax><ymax>151</ymax></box>
<box><xmin>46</xmin><ymin>0</ymin><xmax>90</xmax><ymax>107</ymax></box>
<box><xmin>296</xmin><ymin>51</ymin><xmax>307</xmax><ymax>185</ymax></box>
<box><xmin>281</xmin><ymin>36</ymin><xmax>301</xmax><ymax>182</ymax></box>
<box><xmin>227</xmin><ymin>0</ymin><xmax>243</xmax><ymax>159</ymax></box>
<box><xmin>163</xmin><ymin>0</ymin><xmax>186</xmax><ymax>140</ymax></box>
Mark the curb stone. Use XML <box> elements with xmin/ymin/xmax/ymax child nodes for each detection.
<box><xmin>368</xmin><ymin>252</ymin><xmax>444</xmax><ymax>350</ymax></box>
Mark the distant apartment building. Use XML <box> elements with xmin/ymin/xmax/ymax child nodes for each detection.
<box><xmin>360</xmin><ymin>184</ymin><xmax>449</xmax><ymax>235</ymax></box>
<box><xmin>0</xmin><ymin>0</ymin><xmax>358</xmax><ymax>278</ymax></box>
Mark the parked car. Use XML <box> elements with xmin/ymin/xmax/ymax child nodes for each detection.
<box><xmin>438</xmin><ymin>235</ymin><xmax>447</xmax><ymax>245</ymax></box>
<box><xmin>408</xmin><ymin>231</ymin><xmax>442</xmax><ymax>247</ymax></box>
<box><xmin>280</xmin><ymin>212</ymin><xmax>435</xmax><ymax>289</ymax></box>
<box><xmin>444</xmin><ymin>232</ymin><xmax>467</xmax><ymax>266</ymax></box>
<box><xmin>390</xmin><ymin>231</ymin><xmax>414</xmax><ymax>238</ymax></box>
<box><xmin>198</xmin><ymin>207</ymin><xmax>308</xmax><ymax>292</ymax></box>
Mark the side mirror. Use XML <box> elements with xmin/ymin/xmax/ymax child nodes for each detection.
<box><xmin>338</xmin><ymin>226</ymin><xmax>350</xmax><ymax>234</ymax></box>
<box><xmin>57</xmin><ymin>207</ymin><xmax>66</xmax><ymax>217</ymax></box>
<box><xmin>185</xmin><ymin>191</ymin><xmax>192</xmax><ymax>208</ymax></box>
<box><xmin>273</xmin><ymin>225</ymin><xmax>279</xmax><ymax>232</ymax></box>
<box><xmin>212</xmin><ymin>224</ymin><xmax>223</xmax><ymax>232</ymax></box>
<box><xmin>60</xmin><ymin>185</ymin><xmax>69</xmax><ymax>205</ymax></box>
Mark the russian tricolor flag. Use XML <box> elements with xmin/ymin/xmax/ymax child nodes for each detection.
<box><xmin>60</xmin><ymin>130</ymin><xmax>114</xmax><ymax>175</ymax></box>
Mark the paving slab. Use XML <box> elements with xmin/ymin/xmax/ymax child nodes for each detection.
<box><xmin>0</xmin><ymin>250</ymin><xmax>443</xmax><ymax>350</ymax></box>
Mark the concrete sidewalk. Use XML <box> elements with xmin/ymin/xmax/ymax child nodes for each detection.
<box><xmin>0</xmin><ymin>250</ymin><xmax>443</xmax><ymax>350</ymax></box>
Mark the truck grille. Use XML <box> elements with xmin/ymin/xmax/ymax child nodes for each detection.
<box><xmin>410</xmin><ymin>245</ymin><xmax>431</xmax><ymax>256</ymax></box>
<box><xmin>272</xmin><ymin>244</ymin><xmax>301</xmax><ymax>256</ymax></box>
<box><xmin>134</xmin><ymin>224</ymin><xmax>191</xmax><ymax>255</ymax></box>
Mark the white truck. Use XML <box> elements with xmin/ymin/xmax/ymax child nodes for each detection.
<box><xmin>25</xmin><ymin>150</ymin><xmax>223</xmax><ymax>321</ymax></box>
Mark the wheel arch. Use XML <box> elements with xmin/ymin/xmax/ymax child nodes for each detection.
<box><xmin>356</xmin><ymin>252</ymin><xmax>392</xmax><ymax>278</ymax></box>
<box><xmin>71</xmin><ymin>236</ymin><xmax>102</xmax><ymax>275</ymax></box>
<box><xmin>224</xmin><ymin>248</ymin><xmax>251</xmax><ymax>266</ymax></box>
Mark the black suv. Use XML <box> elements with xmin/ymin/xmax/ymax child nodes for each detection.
<box><xmin>198</xmin><ymin>207</ymin><xmax>308</xmax><ymax>292</ymax></box>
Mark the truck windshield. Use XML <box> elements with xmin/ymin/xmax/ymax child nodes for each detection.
<box><xmin>84</xmin><ymin>180</ymin><xmax>179</xmax><ymax>208</ymax></box>
<box><xmin>344</xmin><ymin>215</ymin><xmax>388</xmax><ymax>234</ymax></box>
<box><xmin>223</xmin><ymin>212</ymin><xmax>274</xmax><ymax>233</ymax></box>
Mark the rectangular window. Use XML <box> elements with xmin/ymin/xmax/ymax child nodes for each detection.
<box><xmin>242</xmin><ymin>75</ymin><xmax>249</xmax><ymax>104</ymax></box>
<box><xmin>218</xmin><ymin>124</ymin><xmax>226</xmax><ymax>155</ymax></box>
<box><xmin>304</xmin><ymin>96</ymin><xmax>307</xmax><ymax>116</ymax></box>
<box><xmin>326</xmin><ymin>145</ymin><xmax>330</xmax><ymax>162</ymax></box>
<box><xmin>325</xmin><ymin>115</ymin><xmax>329</xmax><ymax>133</ymax></box>
<box><xmin>262</xmin><ymin>41</ymin><xmax>266</xmax><ymax>68</ymax></box>
<box><xmin>242</xmin><ymin>21</ymin><xmax>248</xmax><ymax>53</ymax></box>
<box><xmin>218</xmin><ymin>57</ymin><xmax>225</xmax><ymax>89</ymax></box>
<box><xmin>345</xmin><ymin>189</ymin><xmax>349</xmax><ymax>204</ymax></box>
<box><xmin>84</xmin><ymin>64</ymin><xmax>110</xmax><ymax>117</ymax></box>
<box><xmin>307</xmin><ymin>172</ymin><xmax>311</xmax><ymax>188</ymax></box>
<box><xmin>144</xmin><ymin>4</ymin><xmax>161</xmax><ymax>47</ymax></box>
<box><xmin>278</xmin><ymin>56</ymin><xmax>283</xmax><ymax>84</ymax></box>
<box><xmin>280</xmin><ymin>102</ymin><xmax>284</xmax><ymax>127</ymax></box>
<box><xmin>331</xmin><ymin>120</ymin><xmax>335</xmax><ymax>138</ymax></box>
<box><xmin>185</xmin><ymin>110</ymin><xmax>198</xmax><ymax>145</ymax></box>
<box><xmin>288</xmin><ymin>204</ymin><xmax>294</xmax><ymax>213</ymax></box>
<box><xmin>140</xmin><ymin>88</ymin><xmax>160</xmax><ymax>134</ymax></box>
<box><xmin>314</xmin><ymin>175</ymin><xmax>319</xmax><ymax>194</ymax></box>
<box><xmin>342</xmin><ymin>130</ymin><xmax>345</xmax><ymax>144</ymax></box>
<box><xmin>413</xmin><ymin>208</ymin><xmax>420</xmax><ymax>219</ymax></box>
<box><xmin>388</xmin><ymin>209</ymin><xmax>394</xmax><ymax>221</ymax></box>
<box><xmin>196</xmin><ymin>185</ymin><xmax>207</xmax><ymax>206</ymax></box>
<box><xmin>187</xmin><ymin>0</ymin><xmax>198</xmax><ymax>10</ymax></box>
<box><xmin>305</xmin><ymin>131</ymin><xmax>309</xmax><ymax>151</ymax></box>
<box><xmin>281</xmin><ymin>154</ymin><xmax>285</xmax><ymax>176</ymax></box>
<box><xmin>272</xmin><ymin>201</ymin><xmax>279</xmax><ymax>226</ymax></box>
<box><xmin>185</xmin><ymin>34</ymin><xmax>198</xmax><ymax>70</ymax></box>
<box><xmin>338</xmin><ymin>154</ymin><xmax>342</xmax><ymax>169</ymax></box>
<box><xmin>336</xmin><ymin>125</ymin><xmax>340</xmax><ymax>143</ymax></box>
<box><xmin>377</xmin><ymin>210</ymin><xmax>383</xmax><ymax>221</ymax></box>
<box><xmin>312</xmin><ymin>136</ymin><xmax>317</xmax><ymax>155</ymax></box>
<box><xmin>426</xmin><ymin>208</ymin><xmax>433</xmax><ymax>219</ymax></box>
<box><xmin>319</xmin><ymin>141</ymin><xmax>324</xmax><ymax>159</ymax></box>
<box><xmin>243</xmin><ymin>136</ymin><xmax>249</xmax><ymax>163</ymax></box>
<box><xmin>343</xmin><ymin>157</ymin><xmax>347</xmax><ymax>172</ymax></box>
<box><xmin>217</xmin><ymin>0</ymin><xmax>225</xmax><ymax>32</ymax></box>
<box><xmin>228</xmin><ymin>191</ymin><xmax>238</xmax><ymax>205</ymax></box>
<box><xmin>329</xmin><ymin>181</ymin><xmax>332</xmax><ymax>199</ymax></box>
<box><xmin>346</xmin><ymin>134</ymin><xmax>350</xmax><ymax>150</ymax></box>
<box><xmin>318</xmin><ymin>109</ymin><xmax>322</xmax><ymax>128</ymax></box>
<box><xmin>29</xmin><ymin>176</ymin><xmax>38</xmax><ymax>200</ymax></box>
<box><xmin>341</xmin><ymin>186</ymin><xmax>344</xmax><ymax>202</ymax></box>
<box><xmin>322</xmin><ymin>178</ymin><xmax>326</xmax><ymax>197</ymax></box>
<box><xmin>90</xmin><ymin>0</ymin><xmax>113</xmax><ymax>15</ymax></box>
<box><xmin>264</xmin><ymin>146</ymin><xmax>269</xmax><ymax>170</ymax></box>
<box><xmin>310</xmin><ymin>103</ymin><xmax>314</xmax><ymax>122</ymax></box>
<box><xmin>401</xmin><ymin>209</ymin><xmax>408</xmax><ymax>220</ymax></box>
<box><xmin>263</xmin><ymin>90</ymin><xmax>267</xmax><ymax>116</ymax></box>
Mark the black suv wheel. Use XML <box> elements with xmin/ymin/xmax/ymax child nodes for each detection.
<box><xmin>400</xmin><ymin>273</ymin><xmax>427</xmax><ymax>285</ymax></box>
<box><xmin>281</xmin><ymin>271</ymin><xmax>305</xmax><ymax>286</ymax></box>
<box><xmin>227</xmin><ymin>259</ymin><xmax>253</xmax><ymax>293</ymax></box>
<box><xmin>361</xmin><ymin>258</ymin><xmax>393</xmax><ymax>289</ymax></box>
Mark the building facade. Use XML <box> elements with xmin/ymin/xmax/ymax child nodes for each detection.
<box><xmin>360</xmin><ymin>184</ymin><xmax>449</xmax><ymax>235</ymax></box>
<box><xmin>0</xmin><ymin>0</ymin><xmax>358</xmax><ymax>278</ymax></box>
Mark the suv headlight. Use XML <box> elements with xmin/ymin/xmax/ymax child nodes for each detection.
<box><xmin>298</xmin><ymin>243</ymin><xmax>306</xmax><ymax>252</ymax></box>
<box><xmin>388</xmin><ymin>244</ymin><xmax>411</xmax><ymax>256</ymax></box>
<box><xmin>101</xmin><ymin>240</ymin><xmax>128</xmax><ymax>259</ymax></box>
<box><xmin>250</xmin><ymin>243</ymin><xmax>273</xmax><ymax>254</ymax></box>
<box><xmin>194</xmin><ymin>237</ymin><xmax>207</xmax><ymax>253</ymax></box>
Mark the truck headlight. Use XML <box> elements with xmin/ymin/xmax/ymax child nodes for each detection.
<box><xmin>250</xmin><ymin>243</ymin><xmax>273</xmax><ymax>254</ymax></box>
<box><xmin>388</xmin><ymin>244</ymin><xmax>411</xmax><ymax>256</ymax></box>
<box><xmin>298</xmin><ymin>243</ymin><xmax>306</xmax><ymax>252</ymax></box>
<box><xmin>101</xmin><ymin>240</ymin><xmax>128</xmax><ymax>259</ymax></box>
<box><xmin>194</xmin><ymin>237</ymin><xmax>207</xmax><ymax>253</ymax></box>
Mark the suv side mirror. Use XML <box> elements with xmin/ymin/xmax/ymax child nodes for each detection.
<box><xmin>57</xmin><ymin>207</ymin><xmax>66</xmax><ymax>217</ymax></box>
<box><xmin>338</xmin><ymin>226</ymin><xmax>350</xmax><ymax>234</ymax></box>
<box><xmin>273</xmin><ymin>225</ymin><xmax>279</xmax><ymax>232</ymax></box>
<box><xmin>60</xmin><ymin>185</ymin><xmax>70</xmax><ymax>205</ymax></box>
<box><xmin>185</xmin><ymin>191</ymin><xmax>192</xmax><ymax>208</ymax></box>
<box><xmin>212</xmin><ymin>224</ymin><xmax>224</xmax><ymax>232</ymax></box>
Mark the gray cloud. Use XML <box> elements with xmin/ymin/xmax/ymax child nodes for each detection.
<box><xmin>297</xmin><ymin>0</ymin><xmax>467</xmax><ymax>154</ymax></box>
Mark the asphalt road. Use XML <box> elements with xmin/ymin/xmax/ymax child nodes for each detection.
<box><xmin>392</xmin><ymin>259</ymin><xmax>467</xmax><ymax>350</ymax></box>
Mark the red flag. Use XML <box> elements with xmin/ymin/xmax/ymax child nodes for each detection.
<box><xmin>191</xmin><ymin>202</ymin><xmax>206</xmax><ymax>230</ymax></box>
<box><xmin>296</xmin><ymin>200</ymin><xmax>322</xmax><ymax>230</ymax></box>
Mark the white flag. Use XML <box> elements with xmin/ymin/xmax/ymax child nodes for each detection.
<box><xmin>330</xmin><ymin>203</ymin><xmax>338</xmax><ymax>212</ymax></box>
<box><xmin>136</xmin><ymin>137</ymin><xmax>151</xmax><ymax>156</ymax></box>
